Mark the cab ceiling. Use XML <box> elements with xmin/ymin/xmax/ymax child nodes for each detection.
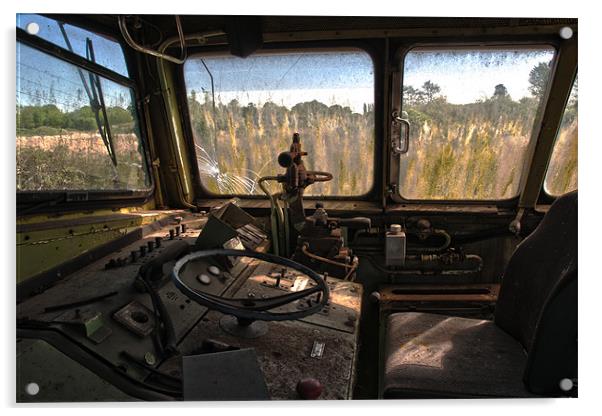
<box><xmin>49</xmin><ymin>14</ymin><xmax>577</xmax><ymax>41</ymax></box>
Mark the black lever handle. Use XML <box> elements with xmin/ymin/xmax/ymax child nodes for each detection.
<box><xmin>139</xmin><ymin>240</ymin><xmax>191</xmax><ymax>281</ymax></box>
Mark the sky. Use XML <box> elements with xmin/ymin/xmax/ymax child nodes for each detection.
<box><xmin>17</xmin><ymin>13</ymin><xmax>555</xmax><ymax>115</ymax></box>
<box><xmin>16</xmin><ymin>14</ymin><xmax>133</xmax><ymax>111</ymax></box>
<box><xmin>17</xmin><ymin>14</ymin><xmax>129</xmax><ymax>77</ymax></box>
<box><xmin>184</xmin><ymin>52</ymin><xmax>374</xmax><ymax>113</ymax></box>
<box><xmin>403</xmin><ymin>48</ymin><xmax>555</xmax><ymax>104</ymax></box>
<box><xmin>183</xmin><ymin>47</ymin><xmax>555</xmax><ymax>113</ymax></box>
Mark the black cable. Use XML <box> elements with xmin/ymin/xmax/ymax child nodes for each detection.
<box><xmin>17</xmin><ymin>324</ymin><xmax>180</xmax><ymax>399</ymax></box>
<box><xmin>139</xmin><ymin>274</ymin><xmax>179</xmax><ymax>356</ymax></box>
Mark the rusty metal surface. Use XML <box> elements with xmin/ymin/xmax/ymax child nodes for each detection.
<box><xmin>16</xmin><ymin>210</ymin><xmax>186</xmax><ymax>234</ymax></box>
<box><xmin>160</xmin><ymin>261</ymin><xmax>362</xmax><ymax>400</ymax></box>
<box><xmin>173</xmin><ymin>310</ymin><xmax>358</xmax><ymax>400</ymax></box>
<box><xmin>16</xmin><ymin>210</ymin><xmax>201</xmax><ymax>284</ymax></box>
<box><xmin>238</xmin><ymin>261</ymin><xmax>362</xmax><ymax>334</ymax></box>
<box><xmin>379</xmin><ymin>283</ymin><xmax>500</xmax><ymax>303</ymax></box>
<box><xmin>16</xmin><ymin>216</ymin><xmax>227</xmax><ymax>385</ymax></box>
<box><xmin>195</xmin><ymin>198</ymin><xmax>383</xmax><ymax>214</ymax></box>
<box><xmin>17</xmin><ymin>210</ymin><xmax>361</xmax><ymax>400</ymax></box>
<box><xmin>171</xmin><ymin>260</ymin><xmax>363</xmax><ymax>400</ymax></box>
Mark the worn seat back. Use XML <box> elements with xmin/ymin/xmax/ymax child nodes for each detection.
<box><xmin>494</xmin><ymin>190</ymin><xmax>577</xmax><ymax>395</ymax></box>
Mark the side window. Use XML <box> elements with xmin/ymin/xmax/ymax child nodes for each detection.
<box><xmin>16</xmin><ymin>43</ymin><xmax>150</xmax><ymax>192</ymax></box>
<box><xmin>183</xmin><ymin>50</ymin><xmax>375</xmax><ymax>196</ymax></box>
<box><xmin>399</xmin><ymin>46</ymin><xmax>555</xmax><ymax>200</ymax></box>
<box><xmin>543</xmin><ymin>76</ymin><xmax>578</xmax><ymax>196</ymax></box>
<box><xmin>17</xmin><ymin>14</ymin><xmax>129</xmax><ymax>78</ymax></box>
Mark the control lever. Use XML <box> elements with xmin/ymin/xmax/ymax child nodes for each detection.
<box><xmin>138</xmin><ymin>240</ymin><xmax>191</xmax><ymax>282</ymax></box>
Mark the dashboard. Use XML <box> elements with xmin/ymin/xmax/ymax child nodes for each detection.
<box><xmin>16</xmin><ymin>211</ymin><xmax>363</xmax><ymax>401</ymax></box>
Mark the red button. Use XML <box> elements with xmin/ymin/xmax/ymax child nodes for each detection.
<box><xmin>296</xmin><ymin>378</ymin><xmax>323</xmax><ymax>399</ymax></box>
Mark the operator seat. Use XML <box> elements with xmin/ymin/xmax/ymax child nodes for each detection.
<box><xmin>383</xmin><ymin>191</ymin><xmax>577</xmax><ymax>398</ymax></box>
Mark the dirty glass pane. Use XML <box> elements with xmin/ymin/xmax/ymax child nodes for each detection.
<box><xmin>544</xmin><ymin>76</ymin><xmax>578</xmax><ymax>196</ymax></box>
<box><xmin>17</xmin><ymin>13</ymin><xmax>129</xmax><ymax>78</ymax></box>
<box><xmin>183</xmin><ymin>50</ymin><xmax>375</xmax><ymax>196</ymax></box>
<box><xmin>399</xmin><ymin>46</ymin><xmax>555</xmax><ymax>200</ymax></box>
<box><xmin>16</xmin><ymin>43</ymin><xmax>151</xmax><ymax>192</ymax></box>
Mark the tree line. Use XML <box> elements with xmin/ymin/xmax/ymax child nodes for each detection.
<box><xmin>398</xmin><ymin>61</ymin><xmax>577</xmax><ymax>199</ymax></box>
<box><xmin>16</xmin><ymin>104</ymin><xmax>135</xmax><ymax>136</ymax></box>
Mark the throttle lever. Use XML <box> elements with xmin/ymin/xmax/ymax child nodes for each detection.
<box><xmin>139</xmin><ymin>240</ymin><xmax>191</xmax><ymax>282</ymax></box>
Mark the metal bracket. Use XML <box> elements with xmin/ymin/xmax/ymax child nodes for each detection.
<box><xmin>310</xmin><ymin>340</ymin><xmax>325</xmax><ymax>359</ymax></box>
<box><xmin>509</xmin><ymin>208</ymin><xmax>526</xmax><ymax>236</ymax></box>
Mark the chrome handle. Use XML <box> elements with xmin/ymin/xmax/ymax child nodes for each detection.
<box><xmin>391</xmin><ymin>110</ymin><xmax>410</xmax><ymax>154</ymax></box>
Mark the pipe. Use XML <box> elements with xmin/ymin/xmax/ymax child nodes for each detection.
<box><xmin>119</xmin><ymin>15</ymin><xmax>187</xmax><ymax>64</ymax></box>
<box><xmin>417</xmin><ymin>229</ymin><xmax>451</xmax><ymax>253</ymax></box>
<box><xmin>361</xmin><ymin>253</ymin><xmax>482</xmax><ymax>276</ymax></box>
<box><xmin>350</xmin><ymin>228</ymin><xmax>452</xmax><ymax>253</ymax></box>
<box><xmin>307</xmin><ymin>170</ymin><xmax>334</xmax><ymax>182</ymax></box>
<box><xmin>301</xmin><ymin>244</ymin><xmax>355</xmax><ymax>270</ymax></box>
<box><xmin>301</xmin><ymin>243</ymin><xmax>359</xmax><ymax>281</ymax></box>
<box><xmin>301</xmin><ymin>244</ymin><xmax>358</xmax><ymax>281</ymax></box>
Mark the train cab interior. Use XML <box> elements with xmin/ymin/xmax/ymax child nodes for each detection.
<box><xmin>15</xmin><ymin>12</ymin><xmax>578</xmax><ymax>401</ymax></box>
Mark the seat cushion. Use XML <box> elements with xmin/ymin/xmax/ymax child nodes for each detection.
<box><xmin>383</xmin><ymin>312</ymin><xmax>535</xmax><ymax>398</ymax></box>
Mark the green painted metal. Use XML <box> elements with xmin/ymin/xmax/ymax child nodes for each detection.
<box><xmin>17</xmin><ymin>338</ymin><xmax>136</xmax><ymax>402</ymax></box>
<box><xmin>16</xmin><ymin>211</ymin><xmax>169</xmax><ymax>283</ymax></box>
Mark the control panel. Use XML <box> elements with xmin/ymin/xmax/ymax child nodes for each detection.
<box><xmin>16</xmin><ymin>212</ymin><xmax>363</xmax><ymax>401</ymax></box>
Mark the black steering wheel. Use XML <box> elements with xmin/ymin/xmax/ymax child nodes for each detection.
<box><xmin>171</xmin><ymin>249</ymin><xmax>329</xmax><ymax>321</ymax></box>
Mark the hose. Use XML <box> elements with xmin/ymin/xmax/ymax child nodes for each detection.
<box><xmin>301</xmin><ymin>244</ymin><xmax>354</xmax><ymax>270</ymax></box>
<box><xmin>413</xmin><ymin>229</ymin><xmax>452</xmax><ymax>253</ymax></box>
<box><xmin>301</xmin><ymin>244</ymin><xmax>358</xmax><ymax>281</ymax></box>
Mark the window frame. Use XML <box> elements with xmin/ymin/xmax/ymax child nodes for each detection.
<box><xmin>389</xmin><ymin>40</ymin><xmax>559</xmax><ymax>206</ymax></box>
<box><xmin>177</xmin><ymin>41</ymin><xmax>383</xmax><ymax>202</ymax></box>
<box><xmin>16</xmin><ymin>23</ymin><xmax>155</xmax><ymax>210</ymax></box>
<box><xmin>540</xmin><ymin>71</ymin><xmax>578</xmax><ymax>200</ymax></box>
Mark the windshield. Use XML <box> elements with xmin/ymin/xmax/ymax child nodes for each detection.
<box><xmin>398</xmin><ymin>46</ymin><xmax>556</xmax><ymax>200</ymax></box>
<box><xmin>16</xmin><ymin>43</ymin><xmax>151</xmax><ymax>192</ymax></box>
<box><xmin>183</xmin><ymin>50</ymin><xmax>375</xmax><ymax>196</ymax></box>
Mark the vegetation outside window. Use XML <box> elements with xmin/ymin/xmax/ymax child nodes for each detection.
<box><xmin>16</xmin><ymin>43</ymin><xmax>151</xmax><ymax>192</ymax></box>
<box><xmin>543</xmin><ymin>76</ymin><xmax>578</xmax><ymax>196</ymax></box>
<box><xmin>399</xmin><ymin>46</ymin><xmax>556</xmax><ymax>200</ymax></box>
<box><xmin>183</xmin><ymin>50</ymin><xmax>375</xmax><ymax>196</ymax></box>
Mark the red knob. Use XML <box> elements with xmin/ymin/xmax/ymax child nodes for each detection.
<box><xmin>296</xmin><ymin>378</ymin><xmax>323</xmax><ymax>400</ymax></box>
